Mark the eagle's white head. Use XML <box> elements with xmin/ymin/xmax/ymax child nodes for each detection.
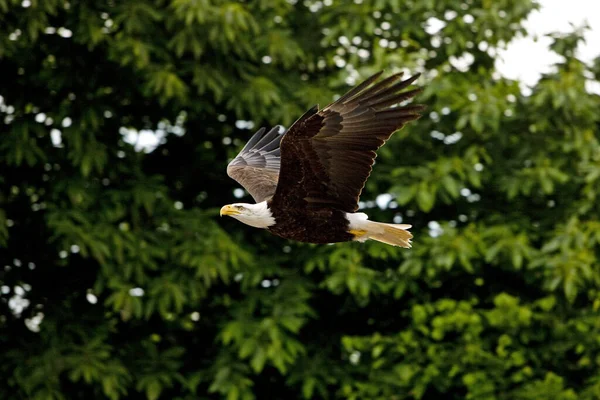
<box><xmin>220</xmin><ymin>201</ymin><xmax>275</xmax><ymax>229</ymax></box>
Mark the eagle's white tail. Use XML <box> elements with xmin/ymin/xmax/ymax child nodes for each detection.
<box><xmin>367</xmin><ymin>222</ymin><xmax>413</xmax><ymax>248</ymax></box>
<box><xmin>346</xmin><ymin>213</ymin><xmax>413</xmax><ymax>248</ymax></box>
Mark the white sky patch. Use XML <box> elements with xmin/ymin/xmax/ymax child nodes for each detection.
<box><xmin>25</xmin><ymin>312</ymin><xmax>44</xmax><ymax>332</ymax></box>
<box><xmin>50</xmin><ymin>128</ymin><xmax>62</xmax><ymax>147</ymax></box>
<box><xmin>121</xmin><ymin>128</ymin><xmax>165</xmax><ymax>153</ymax></box>
<box><xmin>443</xmin><ymin>131</ymin><xmax>463</xmax><ymax>145</ymax></box>
<box><xmin>586</xmin><ymin>80</ymin><xmax>600</xmax><ymax>94</ymax></box>
<box><xmin>129</xmin><ymin>287</ymin><xmax>144</xmax><ymax>297</ymax></box>
<box><xmin>86</xmin><ymin>292</ymin><xmax>98</xmax><ymax>304</ymax></box>
<box><xmin>428</xmin><ymin>221</ymin><xmax>444</xmax><ymax>238</ymax></box>
<box><xmin>376</xmin><ymin>193</ymin><xmax>393</xmax><ymax>209</ymax></box>
<box><xmin>349</xmin><ymin>351</ymin><xmax>361</xmax><ymax>365</ymax></box>
<box><xmin>444</xmin><ymin>10</ymin><xmax>458</xmax><ymax>20</ymax></box>
<box><xmin>8</xmin><ymin>286</ymin><xmax>30</xmax><ymax>317</ymax></box>
<box><xmin>425</xmin><ymin>17</ymin><xmax>446</xmax><ymax>35</ymax></box>
<box><xmin>57</xmin><ymin>27</ymin><xmax>73</xmax><ymax>38</ymax></box>
<box><xmin>261</xmin><ymin>279</ymin><xmax>272</xmax><ymax>288</ymax></box>
<box><xmin>449</xmin><ymin>53</ymin><xmax>475</xmax><ymax>72</ymax></box>
<box><xmin>235</xmin><ymin>120</ymin><xmax>255</xmax><ymax>130</ymax></box>
<box><xmin>121</xmin><ymin>114</ymin><xmax>187</xmax><ymax>153</ymax></box>
<box><xmin>497</xmin><ymin>0</ymin><xmax>600</xmax><ymax>92</ymax></box>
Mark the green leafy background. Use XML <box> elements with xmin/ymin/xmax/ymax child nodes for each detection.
<box><xmin>1</xmin><ymin>0</ymin><xmax>600</xmax><ymax>399</ymax></box>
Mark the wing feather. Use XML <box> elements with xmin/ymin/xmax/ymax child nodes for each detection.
<box><xmin>272</xmin><ymin>71</ymin><xmax>425</xmax><ymax>212</ymax></box>
<box><xmin>227</xmin><ymin>126</ymin><xmax>284</xmax><ymax>203</ymax></box>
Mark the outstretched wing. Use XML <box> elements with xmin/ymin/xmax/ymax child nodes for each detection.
<box><xmin>227</xmin><ymin>126</ymin><xmax>283</xmax><ymax>203</ymax></box>
<box><xmin>272</xmin><ymin>71</ymin><xmax>425</xmax><ymax>213</ymax></box>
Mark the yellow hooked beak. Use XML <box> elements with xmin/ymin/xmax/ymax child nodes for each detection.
<box><xmin>220</xmin><ymin>205</ymin><xmax>241</xmax><ymax>217</ymax></box>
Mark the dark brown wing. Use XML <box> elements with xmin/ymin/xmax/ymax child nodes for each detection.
<box><xmin>227</xmin><ymin>126</ymin><xmax>283</xmax><ymax>202</ymax></box>
<box><xmin>272</xmin><ymin>71</ymin><xmax>425</xmax><ymax>213</ymax></box>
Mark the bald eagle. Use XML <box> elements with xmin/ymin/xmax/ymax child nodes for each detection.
<box><xmin>220</xmin><ymin>71</ymin><xmax>425</xmax><ymax>248</ymax></box>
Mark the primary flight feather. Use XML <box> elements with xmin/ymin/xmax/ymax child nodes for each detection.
<box><xmin>221</xmin><ymin>71</ymin><xmax>425</xmax><ymax>247</ymax></box>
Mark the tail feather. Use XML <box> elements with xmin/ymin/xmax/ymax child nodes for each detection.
<box><xmin>368</xmin><ymin>222</ymin><xmax>413</xmax><ymax>248</ymax></box>
<box><xmin>347</xmin><ymin>212</ymin><xmax>413</xmax><ymax>248</ymax></box>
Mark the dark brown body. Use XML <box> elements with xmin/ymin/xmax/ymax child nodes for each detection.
<box><xmin>267</xmin><ymin>201</ymin><xmax>353</xmax><ymax>244</ymax></box>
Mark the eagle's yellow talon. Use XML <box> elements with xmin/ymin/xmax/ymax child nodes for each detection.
<box><xmin>349</xmin><ymin>229</ymin><xmax>368</xmax><ymax>237</ymax></box>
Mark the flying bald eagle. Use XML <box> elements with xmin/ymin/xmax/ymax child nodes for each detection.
<box><xmin>220</xmin><ymin>71</ymin><xmax>425</xmax><ymax>248</ymax></box>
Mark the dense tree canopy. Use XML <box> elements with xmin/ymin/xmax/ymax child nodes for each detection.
<box><xmin>1</xmin><ymin>0</ymin><xmax>600</xmax><ymax>399</ymax></box>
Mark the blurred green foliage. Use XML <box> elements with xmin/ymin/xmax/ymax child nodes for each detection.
<box><xmin>1</xmin><ymin>0</ymin><xmax>600</xmax><ymax>399</ymax></box>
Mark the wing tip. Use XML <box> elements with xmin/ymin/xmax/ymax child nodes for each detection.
<box><xmin>341</xmin><ymin>69</ymin><xmax>424</xmax><ymax>106</ymax></box>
